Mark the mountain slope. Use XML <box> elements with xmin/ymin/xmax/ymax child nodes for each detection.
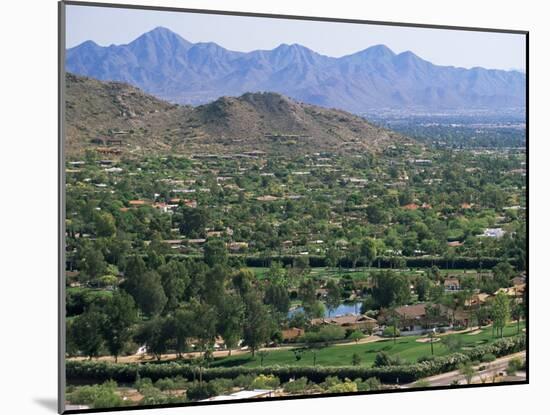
<box><xmin>66</xmin><ymin>27</ymin><xmax>526</xmax><ymax>113</ymax></box>
<box><xmin>65</xmin><ymin>73</ymin><xmax>408</xmax><ymax>156</ymax></box>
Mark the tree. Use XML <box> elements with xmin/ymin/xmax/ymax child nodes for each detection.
<box><xmin>348</xmin><ymin>241</ymin><xmax>361</xmax><ymax>269</ymax></box>
<box><xmin>102</xmin><ymin>291</ymin><xmax>137</xmax><ymax>362</ymax></box>
<box><xmin>492</xmin><ymin>262</ymin><xmax>515</xmax><ymax>287</ymax></box>
<box><xmin>491</xmin><ymin>291</ymin><xmax>511</xmax><ymax>337</ymax></box>
<box><xmin>257</xmin><ymin>350</ymin><xmax>269</xmax><ymax>366</ymax></box>
<box><xmin>78</xmin><ymin>243</ymin><xmax>107</xmax><ymax>282</ymax></box>
<box><xmin>171</xmin><ymin>307</ymin><xmax>195</xmax><ymax>358</ymax></box>
<box><xmin>293</xmin><ymin>256</ymin><xmax>310</xmax><ymax>276</ymax></box>
<box><xmin>204</xmin><ymin>239</ymin><xmax>228</xmax><ymax>268</ymax></box>
<box><xmin>192</xmin><ymin>302</ymin><xmax>218</xmax><ymax>353</ymax></box>
<box><xmin>512</xmin><ymin>301</ymin><xmax>524</xmax><ymax>334</ymax></box>
<box><xmin>232</xmin><ymin>268</ymin><xmax>255</xmax><ymax>296</ymax></box>
<box><xmin>69</xmin><ymin>307</ymin><xmax>105</xmax><ymax>359</ymax></box>
<box><xmin>325</xmin><ymin>280</ymin><xmax>341</xmax><ymax>317</ymax></box>
<box><xmin>371</xmin><ymin>270</ymin><xmax>410</xmax><ymax>308</ymax></box>
<box><xmin>134</xmin><ymin>316</ymin><xmax>172</xmax><ymax>360</ymax></box>
<box><xmin>124</xmin><ymin>270</ymin><xmax>167</xmax><ymax>316</ymax></box>
<box><xmin>366</xmin><ymin>203</ymin><xmax>386</xmax><ymax>224</ymax></box>
<box><xmin>243</xmin><ymin>292</ymin><xmax>272</xmax><ymax>356</ymax></box>
<box><xmin>352</xmin><ymin>353</ymin><xmax>362</xmax><ymax>366</ymax></box>
<box><xmin>94</xmin><ymin>211</ymin><xmax>116</xmax><ymax>238</ymax></box>
<box><xmin>298</xmin><ymin>279</ymin><xmax>318</xmax><ymax>317</ymax></box>
<box><xmin>325</xmin><ymin>246</ymin><xmax>341</xmax><ymax>269</ymax></box>
<box><xmin>415</xmin><ymin>275</ymin><xmax>430</xmax><ymax>302</ymax></box>
<box><xmin>348</xmin><ymin>330</ymin><xmax>364</xmax><ymax>343</ymax></box>
<box><xmin>427</xmin><ymin>329</ymin><xmax>437</xmax><ymax>356</ymax></box>
<box><xmin>204</xmin><ymin>264</ymin><xmax>229</xmax><ymax>306</ymax></box>
<box><xmin>217</xmin><ymin>294</ymin><xmax>244</xmax><ymax>355</ymax></box>
<box><xmin>459</xmin><ymin>362</ymin><xmax>475</xmax><ymax>384</ymax></box>
<box><xmin>264</xmin><ymin>284</ymin><xmax>290</xmax><ymax>314</ymax></box>
<box><xmin>475</xmin><ymin>305</ymin><xmax>490</xmax><ymax>329</ymax></box>
<box><xmin>178</xmin><ymin>206</ymin><xmax>208</xmax><ymax>237</ymax></box>
<box><xmin>360</xmin><ymin>238</ymin><xmax>378</xmax><ymax>268</ymax></box>
<box><xmin>158</xmin><ymin>260</ymin><xmax>190</xmax><ymax>311</ymax></box>
<box><xmin>124</xmin><ymin>255</ymin><xmax>147</xmax><ymax>282</ymax></box>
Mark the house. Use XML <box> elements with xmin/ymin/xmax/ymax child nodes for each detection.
<box><xmin>465</xmin><ymin>293</ymin><xmax>491</xmax><ymax>307</ymax></box>
<box><xmin>386</xmin><ymin>303</ymin><xmax>452</xmax><ymax>331</ymax></box>
<box><xmin>402</xmin><ymin>203</ymin><xmax>419</xmax><ymax>210</ymax></box>
<box><xmin>257</xmin><ymin>195</ymin><xmax>279</xmax><ymax>202</ymax></box>
<box><xmin>447</xmin><ymin>241</ymin><xmax>464</xmax><ymax>247</ymax></box>
<box><xmin>128</xmin><ymin>200</ymin><xmax>149</xmax><ymax>207</ymax></box>
<box><xmin>494</xmin><ymin>284</ymin><xmax>526</xmax><ymax>300</ymax></box>
<box><xmin>512</xmin><ymin>274</ymin><xmax>527</xmax><ymax>286</ymax></box>
<box><xmin>152</xmin><ymin>202</ymin><xmax>170</xmax><ymax>213</ymax></box>
<box><xmin>444</xmin><ymin>277</ymin><xmax>461</xmax><ymax>291</ymax></box>
<box><xmin>228</xmin><ymin>242</ymin><xmax>249</xmax><ymax>252</ymax></box>
<box><xmin>282</xmin><ymin>327</ymin><xmax>305</xmax><ymax>341</ymax></box>
<box><xmin>391</xmin><ymin>304</ymin><xmax>428</xmax><ymax>331</ymax></box>
<box><xmin>162</xmin><ymin>240</ymin><xmax>184</xmax><ymax>249</ymax></box>
<box><xmin>482</xmin><ymin>228</ymin><xmax>506</xmax><ymax>238</ymax></box>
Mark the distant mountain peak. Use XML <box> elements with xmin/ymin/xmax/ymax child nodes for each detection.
<box><xmin>130</xmin><ymin>26</ymin><xmax>192</xmax><ymax>49</ymax></box>
<box><xmin>66</xmin><ymin>28</ymin><xmax>526</xmax><ymax>112</ymax></box>
<box><xmin>361</xmin><ymin>44</ymin><xmax>396</xmax><ymax>58</ymax></box>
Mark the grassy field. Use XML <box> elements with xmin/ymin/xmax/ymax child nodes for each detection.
<box><xmin>210</xmin><ymin>322</ymin><xmax>525</xmax><ymax>368</ymax></box>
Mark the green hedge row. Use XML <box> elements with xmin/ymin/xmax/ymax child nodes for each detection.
<box><xmin>67</xmin><ymin>335</ymin><xmax>525</xmax><ymax>385</ymax></box>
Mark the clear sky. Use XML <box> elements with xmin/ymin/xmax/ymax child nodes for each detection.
<box><xmin>66</xmin><ymin>4</ymin><xmax>526</xmax><ymax>71</ymax></box>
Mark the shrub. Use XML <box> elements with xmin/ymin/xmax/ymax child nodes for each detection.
<box><xmin>155</xmin><ymin>378</ymin><xmax>176</xmax><ymax>391</ymax></box>
<box><xmin>507</xmin><ymin>358</ymin><xmax>524</xmax><ymax>376</ymax></box>
<box><xmin>481</xmin><ymin>353</ymin><xmax>496</xmax><ymax>363</ymax></box>
<box><xmin>66</xmin><ymin>380</ymin><xmax>126</xmax><ymax>409</ymax></box>
<box><xmin>417</xmin><ymin>355</ymin><xmax>436</xmax><ymax>363</ymax></box>
<box><xmin>251</xmin><ymin>374</ymin><xmax>280</xmax><ymax>389</ymax></box>
<box><xmin>186</xmin><ymin>382</ymin><xmax>220</xmax><ymax>401</ymax></box>
<box><xmin>209</xmin><ymin>378</ymin><xmax>234</xmax><ymax>394</ymax></box>
<box><xmin>134</xmin><ymin>377</ymin><xmax>153</xmax><ymax>392</ymax></box>
<box><xmin>139</xmin><ymin>385</ymin><xmax>171</xmax><ymax>405</ymax></box>
<box><xmin>347</xmin><ymin>330</ymin><xmax>364</xmax><ymax>343</ymax></box>
<box><xmin>283</xmin><ymin>377</ymin><xmax>309</xmax><ymax>394</ymax></box>
<box><xmin>233</xmin><ymin>374</ymin><xmax>254</xmax><ymax>388</ymax></box>
<box><xmin>382</xmin><ymin>326</ymin><xmax>400</xmax><ymax>338</ymax></box>
<box><xmin>441</xmin><ymin>336</ymin><xmax>464</xmax><ymax>352</ymax></box>
<box><xmin>326</xmin><ymin>378</ymin><xmax>357</xmax><ymax>393</ymax></box>
<box><xmin>373</xmin><ymin>351</ymin><xmax>403</xmax><ymax>367</ymax></box>
<box><xmin>355</xmin><ymin>377</ymin><xmax>381</xmax><ymax>391</ymax></box>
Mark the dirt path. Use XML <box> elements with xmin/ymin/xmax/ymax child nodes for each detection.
<box><xmin>404</xmin><ymin>351</ymin><xmax>526</xmax><ymax>387</ymax></box>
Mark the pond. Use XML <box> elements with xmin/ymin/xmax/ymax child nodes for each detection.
<box><xmin>288</xmin><ymin>301</ymin><xmax>363</xmax><ymax>318</ymax></box>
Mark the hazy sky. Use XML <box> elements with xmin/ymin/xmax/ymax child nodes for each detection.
<box><xmin>66</xmin><ymin>4</ymin><xmax>526</xmax><ymax>71</ymax></box>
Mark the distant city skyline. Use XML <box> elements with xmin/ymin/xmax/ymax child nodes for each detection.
<box><xmin>66</xmin><ymin>4</ymin><xmax>526</xmax><ymax>71</ymax></box>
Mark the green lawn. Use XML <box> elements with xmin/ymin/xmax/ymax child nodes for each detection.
<box><xmin>210</xmin><ymin>322</ymin><xmax>525</xmax><ymax>368</ymax></box>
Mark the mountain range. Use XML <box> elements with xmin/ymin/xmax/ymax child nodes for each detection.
<box><xmin>65</xmin><ymin>73</ymin><xmax>407</xmax><ymax>156</ymax></box>
<box><xmin>66</xmin><ymin>27</ymin><xmax>526</xmax><ymax>114</ymax></box>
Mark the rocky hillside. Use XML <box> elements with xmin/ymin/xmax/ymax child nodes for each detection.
<box><xmin>65</xmin><ymin>73</ymin><xmax>409</xmax><ymax>156</ymax></box>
